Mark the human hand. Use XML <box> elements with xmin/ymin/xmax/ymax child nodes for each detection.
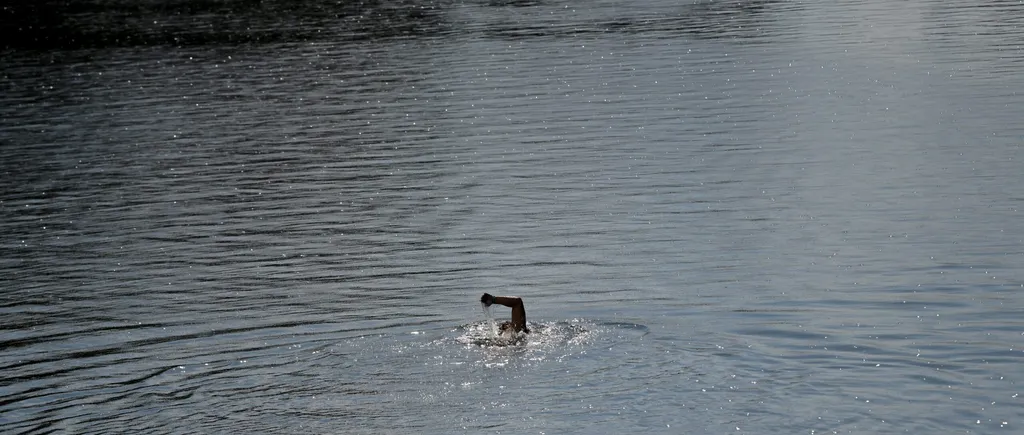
<box><xmin>480</xmin><ymin>293</ymin><xmax>494</xmax><ymax>306</ymax></box>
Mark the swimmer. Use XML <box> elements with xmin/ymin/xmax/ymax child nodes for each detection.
<box><xmin>480</xmin><ymin>293</ymin><xmax>530</xmax><ymax>334</ymax></box>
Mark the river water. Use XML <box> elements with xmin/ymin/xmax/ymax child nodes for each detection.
<box><xmin>1</xmin><ymin>0</ymin><xmax>1022</xmax><ymax>433</ymax></box>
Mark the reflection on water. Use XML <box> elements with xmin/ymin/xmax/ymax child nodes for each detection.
<box><xmin>1</xmin><ymin>0</ymin><xmax>1023</xmax><ymax>433</ymax></box>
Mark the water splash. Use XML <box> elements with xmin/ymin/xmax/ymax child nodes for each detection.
<box><xmin>481</xmin><ymin>302</ymin><xmax>499</xmax><ymax>336</ymax></box>
<box><xmin>456</xmin><ymin>319</ymin><xmax>595</xmax><ymax>349</ymax></box>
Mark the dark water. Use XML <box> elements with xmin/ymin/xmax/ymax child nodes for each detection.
<box><xmin>2</xmin><ymin>0</ymin><xmax>1022</xmax><ymax>433</ymax></box>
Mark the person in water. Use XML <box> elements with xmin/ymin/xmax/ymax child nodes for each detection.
<box><xmin>480</xmin><ymin>293</ymin><xmax>529</xmax><ymax>334</ymax></box>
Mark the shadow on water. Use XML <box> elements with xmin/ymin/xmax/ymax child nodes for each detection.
<box><xmin>467</xmin><ymin>0</ymin><xmax>788</xmax><ymax>41</ymax></box>
<box><xmin>1</xmin><ymin>0</ymin><xmax>791</xmax><ymax>51</ymax></box>
<box><xmin>0</xmin><ymin>0</ymin><xmax>455</xmax><ymax>50</ymax></box>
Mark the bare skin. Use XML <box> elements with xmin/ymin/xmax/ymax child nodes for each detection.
<box><xmin>480</xmin><ymin>293</ymin><xmax>529</xmax><ymax>334</ymax></box>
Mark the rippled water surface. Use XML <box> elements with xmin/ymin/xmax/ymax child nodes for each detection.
<box><xmin>2</xmin><ymin>0</ymin><xmax>1022</xmax><ymax>433</ymax></box>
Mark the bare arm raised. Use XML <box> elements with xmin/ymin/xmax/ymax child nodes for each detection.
<box><xmin>481</xmin><ymin>293</ymin><xmax>529</xmax><ymax>333</ymax></box>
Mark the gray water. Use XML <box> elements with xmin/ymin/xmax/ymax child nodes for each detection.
<box><xmin>1</xmin><ymin>0</ymin><xmax>1022</xmax><ymax>433</ymax></box>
